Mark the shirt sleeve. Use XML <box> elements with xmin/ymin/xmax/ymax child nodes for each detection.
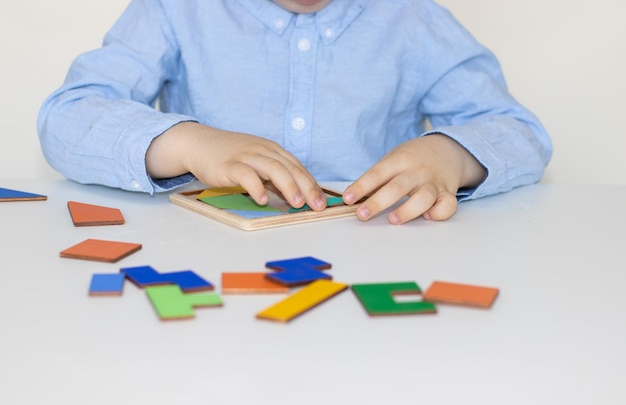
<box><xmin>37</xmin><ymin>0</ymin><xmax>197</xmax><ymax>194</ymax></box>
<box><xmin>416</xmin><ymin>1</ymin><xmax>553</xmax><ymax>200</ymax></box>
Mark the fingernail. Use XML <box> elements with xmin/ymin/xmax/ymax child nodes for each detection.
<box><xmin>343</xmin><ymin>191</ymin><xmax>354</xmax><ymax>204</ymax></box>
<box><xmin>358</xmin><ymin>206</ymin><xmax>370</xmax><ymax>220</ymax></box>
<box><xmin>315</xmin><ymin>196</ymin><xmax>325</xmax><ymax>209</ymax></box>
<box><xmin>293</xmin><ymin>193</ymin><xmax>304</xmax><ymax>206</ymax></box>
<box><xmin>389</xmin><ymin>212</ymin><xmax>401</xmax><ymax>225</ymax></box>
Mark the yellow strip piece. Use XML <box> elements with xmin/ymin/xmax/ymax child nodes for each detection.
<box><xmin>195</xmin><ymin>186</ymin><xmax>247</xmax><ymax>200</ymax></box>
<box><xmin>256</xmin><ymin>280</ymin><xmax>348</xmax><ymax>322</ymax></box>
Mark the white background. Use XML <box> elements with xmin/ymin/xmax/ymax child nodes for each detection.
<box><xmin>2</xmin><ymin>0</ymin><xmax>624</xmax><ymax>185</ymax></box>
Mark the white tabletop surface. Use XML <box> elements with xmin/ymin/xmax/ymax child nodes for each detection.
<box><xmin>1</xmin><ymin>179</ymin><xmax>625</xmax><ymax>404</ymax></box>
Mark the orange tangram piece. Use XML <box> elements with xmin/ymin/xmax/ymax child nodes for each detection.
<box><xmin>423</xmin><ymin>281</ymin><xmax>499</xmax><ymax>309</ymax></box>
<box><xmin>60</xmin><ymin>239</ymin><xmax>142</xmax><ymax>263</ymax></box>
<box><xmin>67</xmin><ymin>201</ymin><xmax>125</xmax><ymax>226</ymax></box>
<box><xmin>221</xmin><ymin>272</ymin><xmax>290</xmax><ymax>294</ymax></box>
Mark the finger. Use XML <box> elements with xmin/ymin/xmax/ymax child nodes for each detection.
<box><xmin>343</xmin><ymin>162</ymin><xmax>393</xmax><ymax>205</ymax></box>
<box><xmin>387</xmin><ymin>183</ymin><xmax>439</xmax><ymax>224</ymax></box>
<box><xmin>224</xmin><ymin>162</ymin><xmax>270</xmax><ymax>205</ymax></box>
<box><xmin>354</xmin><ymin>176</ymin><xmax>414</xmax><ymax>221</ymax></box>
<box><xmin>423</xmin><ymin>191</ymin><xmax>458</xmax><ymax>221</ymax></box>
<box><xmin>253</xmin><ymin>152</ymin><xmax>326</xmax><ymax>211</ymax></box>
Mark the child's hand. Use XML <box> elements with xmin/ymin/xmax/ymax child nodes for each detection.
<box><xmin>342</xmin><ymin>134</ymin><xmax>486</xmax><ymax>224</ymax></box>
<box><xmin>146</xmin><ymin>122</ymin><xmax>327</xmax><ymax>210</ymax></box>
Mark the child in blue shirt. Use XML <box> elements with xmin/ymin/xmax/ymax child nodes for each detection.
<box><xmin>37</xmin><ymin>0</ymin><xmax>552</xmax><ymax>224</ymax></box>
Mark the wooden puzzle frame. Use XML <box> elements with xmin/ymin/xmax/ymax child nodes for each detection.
<box><xmin>169</xmin><ymin>186</ymin><xmax>360</xmax><ymax>231</ymax></box>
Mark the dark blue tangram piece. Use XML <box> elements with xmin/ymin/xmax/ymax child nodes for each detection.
<box><xmin>265</xmin><ymin>256</ymin><xmax>332</xmax><ymax>287</ymax></box>
<box><xmin>121</xmin><ymin>265</ymin><xmax>213</xmax><ymax>292</ymax></box>
<box><xmin>0</xmin><ymin>187</ymin><xmax>47</xmax><ymax>201</ymax></box>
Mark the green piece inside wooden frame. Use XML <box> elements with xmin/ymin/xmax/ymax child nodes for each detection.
<box><xmin>351</xmin><ymin>282</ymin><xmax>436</xmax><ymax>316</ymax></box>
<box><xmin>199</xmin><ymin>194</ymin><xmax>281</xmax><ymax>212</ymax></box>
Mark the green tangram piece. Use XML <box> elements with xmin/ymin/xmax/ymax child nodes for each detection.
<box><xmin>200</xmin><ymin>194</ymin><xmax>281</xmax><ymax>212</ymax></box>
<box><xmin>145</xmin><ymin>285</ymin><xmax>222</xmax><ymax>320</ymax></box>
<box><xmin>351</xmin><ymin>282</ymin><xmax>436</xmax><ymax>316</ymax></box>
<box><xmin>288</xmin><ymin>196</ymin><xmax>345</xmax><ymax>213</ymax></box>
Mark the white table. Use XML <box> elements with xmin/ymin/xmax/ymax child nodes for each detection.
<box><xmin>1</xmin><ymin>179</ymin><xmax>624</xmax><ymax>404</ymax></box>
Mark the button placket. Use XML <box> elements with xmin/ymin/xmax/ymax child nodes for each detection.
<box><xmin>284</xmin><ymin>15</ymin><xmax>318</xmax><ymax>166</ymax></box>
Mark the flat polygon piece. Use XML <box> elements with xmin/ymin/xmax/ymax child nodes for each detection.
<box><xmin>89</xmin><ymin>273</ymin><xmax>125</xmax><ymax>296</ymax></box>
<box><xmin>0</xmin><ymin>187</ymin><xmax>47</xmax><ymax>202</ymax></box>
<box><xmin>60</xmin><ymin>239</ymin><xmax>142</xmax><ymax>263</ymax></box>
<box><xmin>265</xmin><ymin>256</ymin><xmax>332</xmax><ymax>286</ymax></box>
<box><xmin>256</xmin><ymin>280</ymin><xmax>348</xmax><ymax>322</ymax></box>
<box><xmin>351</xmin><ymin>282</ymin><xmax>437</xmax><ymax>316</ymax></box>
<box><xmin>226</xmin><ymin>210</ymin><xmax>285</xmax><ymax>219</ymax></box>
<box><xmin>423</xmin><ymin>281</ymin><xmax>499</xmax><ymax>308</ymax></box>
<box><xmin>200</xmin><ymin>194</ymin><xmax>282</xmax><ymax>212</ymax></box>
<box><xmin>195</xmin><ymin>186</ymin><xmax>247</xmax><ymax>200</ymax></box>
<box><xmin>121</xmin><ymin>265</ymin><xmax>213</xmax><ymax>292</ymax></box>
<box><xmin>146</xmin><ymin>285</ymin><xmax>222</xmax><ymax>320</ymax></box>
<box><xmin>221</xmin><ymin>272</ymin><xmax>290</xmax><ymax>294</ymax></box>
<box><xmin>67</xmin><ymin>201</ymin><xmax>125</xmax><ymax>226</ymax></box>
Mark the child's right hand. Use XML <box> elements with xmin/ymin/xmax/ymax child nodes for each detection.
<box><xmin>146</xmin><ymin>122</ymin><xmax>327</xmax><ymax>211</ymax></box>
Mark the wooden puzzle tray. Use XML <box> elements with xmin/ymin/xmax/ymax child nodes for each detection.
<box><xmin>169</xmin><ymin>185</ymin><xmax>360</xmax><ymax>231</ymax></box>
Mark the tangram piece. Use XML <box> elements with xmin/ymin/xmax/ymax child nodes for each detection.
<box><xmin>0</xmin><ymin>187</ymin><xmax>47</xmax><ymax>202</ymax></box>
<box><xmin>256</xmin><ymin>280</ymin><xmax>348</xmax><ymax>322</ymax></box>
<box><xmin>67</xmin><ymin>201</ymin><xmax>125</xmax><ymax>226</ymax></box>
<box><xmin>288</xmin><ymin>196</ymin><xmax>345</xmax><ymax>213</ymax></box>
<box><xmin>89</xmin><ymin>273</ymin><xmax>125</xmax><ymax>296</ymax></box>
<box><xmin>423</xmin><ymin>281</ymin><xmax>499</xmax><ymax>308</ymax></box>
<box><xmin>195</xmin><ymin>186</ymin><xmax>247</xmax><ymax>200</ymax></box>
<box><xmin>146</xmin><ymin>285</ymin><xmax>222</xmax><ymax>320</ymax></box>
<box><xmin>121</xmin><ymin>265</ymin><xmax>214</xmax><ymax>292</ymax></box>
<box><xmin>351</xmin><ymin>282</ymin><xmax>437</xmax><ymax>316</ymax></box>
<box><xmin>265</xmin><ymin>256</ymin><xmax>332</xmax><ymax>287</ymax></box>
<box><xmin>226</xmin><ymin>210</ymin><xmax>285</xmax><ymax>219</ymax></box>
<box><xmin>200</xmin><ymin>194</ymin><xmax>282</xmax><ymax>212</ymax></box>
<box><xmin>221</xmin><ymin>272</ymin><xmax>290</xmax><ymax>294</ymax></box>
<box><xmin>60</xmin><ymin>239</ymin><xmax>142</xmax><ymax>263</ymax></box>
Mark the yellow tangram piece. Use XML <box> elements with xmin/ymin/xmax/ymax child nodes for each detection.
<box><xmin>256</xmin><ymin>280</ymin><xmax>348</xmax><ymax>322</ymax></box>
<box><xmin>195</xmin><ymin>186</ymin><xmax>247</xmax><ymax>200</ymax></box>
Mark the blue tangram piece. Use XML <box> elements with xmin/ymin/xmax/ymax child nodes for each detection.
<box><xmin>121</xmin><ymin>265</ymin><xmax>214</xmax><ymax>292</ymax></box>
<box><xmin>0</xmin><ymin>187</ymin><xmax>47</xmax><ymax>201</ymax></box>
<box><xmin>227</xmin><ymin>209</ymin><xmax>285</xmax><ymax>219</ymax></box>
<box><xmin>265</xmin><ymin>256</ymin><xmax>332</xmax><ymax>287</ymax></box>
<box><xmin>89</xmin><ymin>273</ymin><xmax>125</xmax><ymax>295</ymax></box>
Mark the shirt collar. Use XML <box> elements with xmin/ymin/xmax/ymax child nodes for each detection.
<box><xmin>237</xmin><ymin>0</ymin><xmax>368</xmax><ymax>43</ymax></box>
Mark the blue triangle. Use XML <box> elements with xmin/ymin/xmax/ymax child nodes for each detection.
<box><xmin>0</xmin><ymin>187</ymin><xmax>47</xmax><ymax>201</ymax></box>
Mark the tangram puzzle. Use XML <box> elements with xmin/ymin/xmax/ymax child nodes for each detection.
<box><xmin>169</xmin><ymin>185</ymin><xmax>363</xmax><ymax>231</ymax></box>
<box><xmin>67</xmin><ymin>201</ymin><xmax>125</xmax><ymax>226</ymax></box>
<box><xmin>0</xmin><ymin>187</ymin><xmax>47</xmax><ymax>202</ymax></box>
<box><xmin>86</xmin><ymin>256</ymin><xmax>499</xmax><ymax>322</ymax></box>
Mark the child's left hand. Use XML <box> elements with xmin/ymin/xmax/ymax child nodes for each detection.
<box><xmin>342</xmin><ymin>134</ymin><xmax>486</xmax><ymax>224</ymax></box>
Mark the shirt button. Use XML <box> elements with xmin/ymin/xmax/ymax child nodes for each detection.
<box><xmin>130</xmin><ymin>180</ymin><xmax>142</xmax><ymax>190</ymax></box>
<box><xmin>274</xmin><ymin>18</ymin><xmax>285</xmax><ymax>29</ymax></box>
<box><xmin>324</xmin><ymin>28</ymin><xmax>334</xmax><ymax>38</ymax></box>
<box><xmin>297</xmin><ymin>38</ymin><xmax>311</xmax><ymax>51</ymax></box>
<box><xmin>291</xmin><ymin>117</ymin><xmax>306</xmax><ymax>130</ymax></box>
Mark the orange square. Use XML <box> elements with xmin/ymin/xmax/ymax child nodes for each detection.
<box><xmin>423</xmin><ymin>281</ymin><xmax>499</xmax><ymax>308</ymax></box>
<box><xmin>60</xmin><ymin>239</ymin><xmax>142</xmax><ymax>263</ymax></box>
<box><xmin>221</xmin><ymin>272</ymin><xmax>290</xmax><ymax>294</ymax></box>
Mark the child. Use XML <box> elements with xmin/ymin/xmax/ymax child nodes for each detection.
<box><xmin>37</xmin><ymin>0</ymin><xmax>552</xmax><ymax>224</ymax></box>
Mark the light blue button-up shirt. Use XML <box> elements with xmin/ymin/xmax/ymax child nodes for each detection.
<box><xmin>38</xmin><ymin>0</ymin><xmax>552</xmax><ymax>199</ymax></box>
